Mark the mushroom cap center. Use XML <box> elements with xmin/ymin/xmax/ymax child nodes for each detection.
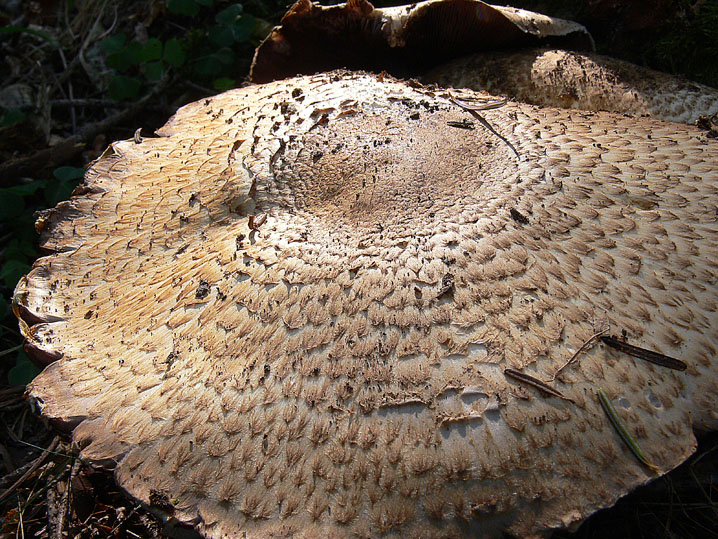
<box><xmin>250</xmin><ymin>99</ymin><xmax>518</xmax><ymax>242</ymax></box>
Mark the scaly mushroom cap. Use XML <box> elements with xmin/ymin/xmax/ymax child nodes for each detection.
<box><xmin>424</xmin><ymin>48</ymin><xmax>718</xmax><ymax>124</ymax></box>
<box><xmin>250</xmin><ymin>0</ymin><xmax>594</xmax><ymax>83</ymax></box>
<box><xmin>14</xmin><ymin>71</ymin><xmax>718</xmax><ymax>538</ymax></box>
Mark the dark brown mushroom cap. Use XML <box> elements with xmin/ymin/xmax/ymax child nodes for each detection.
<box><xmin>250</xmin><ymin>0</ymin><xmax>594</xmax><ymax>83</ymax></box>
<box><xmin>14</xmin><ymin>71</ymin><xmax>718</xmax><ymax>538</ymax></box>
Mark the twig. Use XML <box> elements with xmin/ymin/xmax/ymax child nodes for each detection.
<box><xmin>601</xmin><ymin>336</ymin><xmax>687</xmax><ymax>371</ymax></box>
<box><xmin>0</xmin><ymin>385</ymin><xmax>24</xmax><ymax>398</ymax></box>
<box><xmin>17</xmin><ymin>497</ymin><xmax>25</xmax><ymax>539</ymax></box>
<box><xmin>0</xmin><ymin>344</ymin><xmax>23</xmax><ymax>357</ymax></box>
<box><xmin>46</xmin><ymin>483</ymin><xmax>59</xmax><ymax>538</ymax></box>
<box><xmin>15</xmin><ymin>407</ymin><xmax>29</xmax><ymax>441</ymax></box>
<box><xmin>51</xmin><ymin>98</ymin><xmax>121</xmax><ymax>107</ymax></box>
<box><xmin>1</xmin><ymin>453</ymin><xmax>44</xmax><ymax>489</ymax></box>
<box><xmin>0</xmin><ymin>436</ymin><xmax>59</xmax><ymax>504</ymax></box>
<box><xmin>77</xmin><ymin>1</ymin><xmax>108</xmax><ymax>84</ymax></box>
<box><xmin>549</xmin><ymin>329</ymin><xmax>608</xmax><ymax>381</ymax></box>
<box><xmin>55</xmin><ymin>459</ymin><xmax>81</xmax><ymax>539</ymax></box>
<box><xmin>0</xmin><ymin>401</ymin><xmax>28</xmax><ymax>412</ymax></box>
<box><xmin>54</xmin><ymin>3</ymin><xmax>116</xmax><ymax>92</ymax></box>
<box><xmin>58</xmin><ymin>48</ymin><xmax>77</xmax><ymax>133</ymax></box>
<box><xmin>183</xmin><ymin>79</ymin><xmax>216</xmax><ymax>97</ymax></box>
<box><xmin>109</xmin><ymin>503</ymin><xmax>141</xmax><ymax>535</ymax></box>
<box><xmin>449</xmin><ymin>94</ymin><xmax>520</xmax><ymax>159</ymax></box>
<box><xmin>504</xmin><ymin>368</ymin><xmax>574</xmax><ymax>403</ymax></box>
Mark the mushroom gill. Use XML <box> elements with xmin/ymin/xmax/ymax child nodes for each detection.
<box><xmin>13</xmin><ymin>71</ymin><xmax>718</xmax><ymax>538</ymax></box>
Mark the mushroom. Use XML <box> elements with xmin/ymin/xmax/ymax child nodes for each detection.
<box><xmin>424</xmin><ymin>48</ymin><xmax>718</xmax><ymax>124</ymax></box>
<box><xmin>14</xmin><ymin>70</ymin><xmax>718</xmax><ymax>537</ymax></box>
<box><xmin>251</xmin><ymin>0</ymin><xmax>718</xmax><ymax>124</ymax></box>
<box><xmin>251</xmin><ymin>0</ymin><xmax>594</xmax><ymax>84</ymax></box>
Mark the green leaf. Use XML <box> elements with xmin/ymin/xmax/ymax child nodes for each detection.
<box><xmin>216</xmin><ymin>4</ymin><xmax>243</xmax><ymax>25</ymax></box>
<box><xmin>106</xmin><ymin>52</ymin><xmax>130</xmax><ymax>72</ymax></box>
<box><xmin>167</xmin><ymin>0</ymin><xmax>200</xmax><ymax>16</ymax></box>
<box><xmin>45</xmin><ymin>181</ymin><xmax>78</xmax><ymax>206</ymax></box>
<box><xmin>230</xmin><ymin>15</ymin><xmax>256</xmax><ymax>43</ymax></box>
<box><xmin>163</xmin><ymin>38</ymin><xmax>185</xmax><ymax>67</ymax></box>
<box><xmin>144</xmin><ymin>60</ymin><xmax>166</xmax><ymax>81</ymax></box>
<box><xmin>53</xmin><ymin>166</ymin><xmax>84</xmax><ymax>182</ymax></box>
<box><xmin>101</xmin><ymin>33</ymin><xmax>126</xmax><ymax>54</ymax></box>
<box><xmin>8</xmin><ymin>350</ymin><xmax>41</xmax><ymax>387</ymax></box>
<box><xmin>253</xmin><ymin>17</ymin><xmax>274</xmax><ymax>40</ymax></box>
<box><xmin>106</xmin><ymin>41</ymin><xmax>143</xmax><ymax>72</ymax></box>
<box><xmin>140</xmin><ymin>38</ymin><xmax>163</xmax><ymax>62</ymax></box>
<box><xmin>109</xmin><ymin>75</ymin><xmax>142</xmax><ymax>100</ymax></box>
<box><xmin>208</xmin><ymin>25</ymin><xmax>234</xmax><ymax>48</ymax></box>
<box><xmin>0</xmin><ymin>259</ymin><xmax>30</xmax><ymax>288</ymax></box>
<box><xmin>0</xmin><ymin>295</ymin><xmax>8</xmax><ymax>320</ymax></box>
<box><xmin>215</xmin><ymin>47</ymin><xmax>234</xmax><ymax>65</ymax></box>
<box><xmin>3</xmin><ymin>238</ymin><xmax>30</xmax><ymax>262</ymax></box>
<box><xmin>195</xmin><ymin>0</ymin><xmax>213</xmax><ymax>5</ymax></box>
<box><xmin>0</xmin><ymin>190</ymin><xmax>25</xmax><ymax>220</ymax></box>
<box><xmin>0</xmin><ymin>108</ymin><xmax>25</xmax><ymax>127</ymax></box>
<box><xmin>45</xmin><ymin>167</ymin><xmax>83</xmax><ymax>206</ymax></box>
<box><xmin>213</xmin><ymin>77</ymin><xmax>235</xmax><ymax>91</ymax></box>
<box><xmin>193</xmin><ymin>55</ymin><xmax>222</xmax><ymax>78</ymax></box>
<box><xmin>4</xmin><ymin>180</ymin><xmax>46</xmax><ymax>196</ymax></box>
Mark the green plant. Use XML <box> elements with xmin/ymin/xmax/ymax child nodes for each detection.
<box><xmin>0</xmin><ymin>107</ymin><xmax>25</xmax><ymax>128</ymax></box>
<box><xmin>101</xmin><ymin>33</ymin><xmax>186</xmax><ymax>99</ymax></box>
<box><xmin>99</xmin><ymin>2</ymin><xmax>270</xmax><ymax>99</ymax></box>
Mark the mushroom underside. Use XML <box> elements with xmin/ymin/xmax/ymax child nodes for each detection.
<box><xmin>250</xmin><ymin>0</ymin><xmax>594</xmax><ymax>83</ymax></box>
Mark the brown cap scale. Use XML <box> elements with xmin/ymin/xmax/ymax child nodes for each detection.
<box><xmin>14</xmin><ymin>71</ymin><xmax>718</xmax><ymax>537</ymax></box>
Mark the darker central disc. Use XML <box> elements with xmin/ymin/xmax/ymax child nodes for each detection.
<box><xmin>267</xmin><ymin>105</ymin><xmax>518</xmax><ymax>233</ymax></box>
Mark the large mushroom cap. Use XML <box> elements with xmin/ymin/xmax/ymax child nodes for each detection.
<box><xmin>424</xmin><ymin>48</ymin><xmax>718</xmax><ymax>124</ymax></box>
<box><xmin>14</xmin><ymin>71</ymin><xmax>718</xmax><ymax>538</ymax></box>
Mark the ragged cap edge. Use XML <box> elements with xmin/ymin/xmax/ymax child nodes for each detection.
<box><xmin>11</xmin><ymin>71</ymin><xmax>715</xmax><ymax>538</ymax></box>
<box><xmin>249</xmin><ymin>0</ymin><xmax>594</xmax><ymax>83</ymax></box>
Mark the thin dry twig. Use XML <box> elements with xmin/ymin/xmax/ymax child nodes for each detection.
<box><xmin>504</xmin><ymin>368</ymin><xmax>574</xmax><ymax>403</ymax></box>
<box><xmin>449</xmin><ymin>93</ymin><xmax>520</xmax><ymax>159</ymax></box>
<box><xmin>57</xmin><ymin>47</ymin><xmax>77</xmax><ymax>133</ymax></box>
<box><xmin>1</xmin><ymin>454</ymin><xmax>43</xmax><ymax>489</ymax></box>
<box><xmin>54</xmin><ymin>459</ymin><xmax>81</xmax><ymax>539</ymax></box>
<box><xmin>46</xmin><ymin>480</ymin><xmax>59</xmax><ymax>538</ymax></box>
<box><xmin>51</xmin><ymin>98</ymin><xmax>121</xmax><ymax>107</ymax></box>
<box><xmin>0</xmin><ymin>441</ymin><xmax>16</xmax><ymax>473</ymax></box>
<box><xmin>549</xmin><ymin>329</ymin><xmax>608</xmax><ymax>381</ymax></box>
<box><xmin>0</xmin><ymin>436</ymin><xmax>60</xmax><ymax>504</ymax></box>
<box><xmin>601</xmin><ymin>335</ymin><xmax>688</xmax><ymax>371</ymax></box>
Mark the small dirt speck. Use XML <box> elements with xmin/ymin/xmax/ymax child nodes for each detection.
<box><xmin>195</xmin><ymin>280</ymin><xmax>211</xmax><ymax>299</ymax></box>
<box><xmin>510</xmin><ymin>208</ymin><xmax>529</xmax><ymax>225</ymax></box>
